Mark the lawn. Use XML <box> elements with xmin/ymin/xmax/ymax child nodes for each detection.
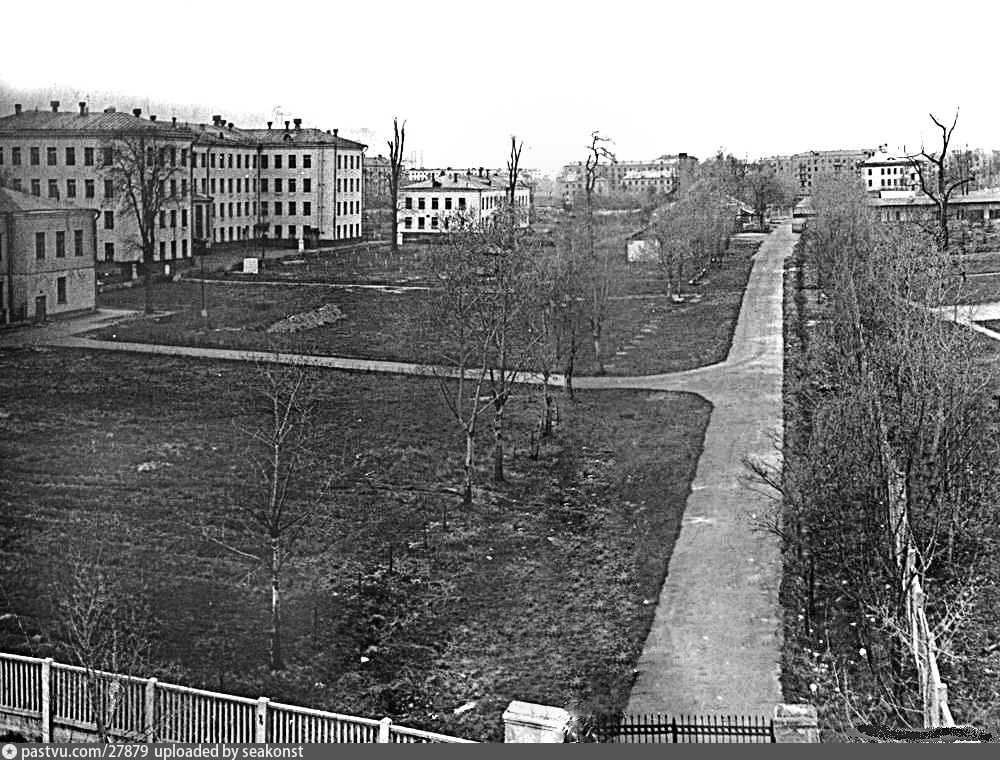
<box><xmin>95</xmin><ymin>242</ymin><xmax>758</xmax><ymax>378</ymax></box>
<box><xmin>0</xmin><ymin>347</ymin><xmax>711</xmax><ymax>741</ymax></box>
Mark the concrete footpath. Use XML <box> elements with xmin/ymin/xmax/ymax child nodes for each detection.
<box><xmin>1</xmin><ymin>226</ymin><xmax>795</xmax><ymax>717</ymax></box>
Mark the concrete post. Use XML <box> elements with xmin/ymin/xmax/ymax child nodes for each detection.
<box><xmin>502</xmin><ymin>701</ymin><xmax>571</xmax><ymax>743</ymax></box>
<box><xmin>40</xmin><ymin>658</ymin><xmax>53</xmax><ymax>743</ymax></box>
<box><xmin>255</xmin><ymin>697</ymin><xmax>269</xmax><ymax>743</ymax></box>
<box><xmin>773</xmin><ymin>704</ymin><xmax>820</xmax><ymax>743</ymax></box>
<box><xmin>144</xmin><ymin>678</ymin><xmax>157</xmax><ymax>742</ymax></box>
<box><xmin>378</xmin><ymin>717</ymin><xmax>392</xmax><ymax>743</ymax></box>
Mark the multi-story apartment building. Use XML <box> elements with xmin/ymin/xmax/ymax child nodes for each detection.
<box><xmin>0</xmin><ymin>102</ymin><xmax>365</xmax><ymax>279</ymax></box>
<box><xmin>557</xmin><ymin>153</ymin><xmax>696</xmax><ymax>203</ymax></box>
<box><xmin>364</xmin><ymin>154</ymin><xmax>394</xmax><ymax>203</ymax></box>
<box><xmin>399</xmin><ymin>170</ymin><xmax>530</xmax><ymax>236</ymax></box>
<box><xmin>0</xmin><ymin>186</ymin><xmax>97</xmax><ymax>322</ymax></box>
<box><xmin>861</xmin><ymin>148</ymin><xmax>924</xmax><ymax>194</ymax></box>
<box><xmin>765</xmin><ymin>148</ymin><xmax>876</xmax><ymax>194</ymax></box>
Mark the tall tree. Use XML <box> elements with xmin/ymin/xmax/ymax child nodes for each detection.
<box><xmin>387</xmin><ymin>118</ymin><xmax>406</xmax><ymax>255</ymax></box>
<box><xmin>909</xmin><ymin>110</ymin><xmax>974</xmax><ymax>251</ymax></box>
<box><xmin>741</xmin><ymin>161</ymin><xmax>792</xmax><ymax>229</ymax></box>
<box><xmin>104</xmin><ymin>128</ymin><xmax>183</xmax><ymax>314</ymax></box>
<box><xmin>583</xmin><ymin>132</ymin><xmax>617</xmax><ymax>374</ymax></box>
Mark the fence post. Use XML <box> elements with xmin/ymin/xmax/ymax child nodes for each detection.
<box><xmin>772</xmin><ymin>704</ymin><xmax>820</xmax><ymax>743</ymax></box>
<box><xmin>502</xmin><ymin>701</ymin><xmax>571</xmax><ymax>742</ymax></box>
<box><xmin>144</xmin><ymin>678</ymin><xmax>157</xmax><ymax>742</ymax></box>
<box><xmin>255</xmin><ymin>697</ymin><xmax>269</xmax><ymax>743</ymax></box>
<box><xmin>379</xmin><ymin>717</ymin><xmax>392</xmax><ymax>743</ymax></box>
<box><xmin>40</xmin><ymin>658</ymin><xmax>53</xmax><ymax>743</ymax></box>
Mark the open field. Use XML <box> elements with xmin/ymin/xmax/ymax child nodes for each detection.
<box><xmin>0</xmin><ymin>347</ymin><xmax>710</xmax><ymax>741</ymax></box>
<box><xmin>94</xmin><ymin>244</ymin><xmax>756</xmax><ymax>377</ymax></box>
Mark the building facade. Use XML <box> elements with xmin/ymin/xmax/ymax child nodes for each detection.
<box><xmin>0</xmin><ymin>102</ymin><xmax>366</xmax><ymax>279</ymax></box>
<box><xmin>557</xmin><ymin>153</ymin><xmax>696</xmax><ymax>204</ymax></box>
<box><xmin>399</xmin><ymin>171</ymin><xmax>530</xmax><ymax>236</ymax></box>
<box><xmin>0</xmin><ymin>187</ymin><xmax>96</xmax><ymax>322</ymax></box>
<box><xmin>861</xmin><ymin>148</ymin><xmax>924</xmax><ymax>194</ymax></box>
<box><xmin>765</xmin><ymin>148</ymin><xmax>876</xmax><ymax>194</ymax></box>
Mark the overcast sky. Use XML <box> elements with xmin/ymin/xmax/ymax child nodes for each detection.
<box><xmin>3</xmin><ymin>0</ymin><xmax>998</xmax><ymax>175</ymax></box>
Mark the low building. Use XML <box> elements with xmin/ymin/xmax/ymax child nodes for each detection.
<box><xmin>0</xmin><ymin>187</ymin><xmax>97</xmax><ymax>323</ymax></box>
<box><xmin>869</xmin><ymin>189</ymin><xmax>1000</xmax><ymax>224</ymax></box>
<box><xmin>399</xmin><ymin>171</ymin><xmax>530</xmax><ymax>237</ymax></box>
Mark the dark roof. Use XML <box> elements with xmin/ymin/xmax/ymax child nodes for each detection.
<box><xmin>0</xmin><ymin>109</ymin><xmax>191</xmax><ymax>138</ymax></box>
<box><xmin>0</xmin><ymin>186</ymin><xmax>96</xmax><ymax>214</ymax></box>
<box><xmin>238</xmin><ymin>127</ymin><xmax>366</xmax><ymax>150</ymax></box>
<box><xmin>404</xmin><ymin>174</ymin><xmax>508</xmax><ymax>192</ymax></box>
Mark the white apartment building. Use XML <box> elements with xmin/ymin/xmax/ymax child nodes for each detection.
<box><xmin>0</xmin><ymin>102</ymin><xmax>366</xmax><ymax>279</ymax></box>
<box><xmin>861</xmin><ymin>148</ymin><xmax>924</xmax><ymax>194</ymax></box>
<box><xmin>399</xmin><ymin>171</ymin><xmax>530</xmax><ymax>236</ymax></box>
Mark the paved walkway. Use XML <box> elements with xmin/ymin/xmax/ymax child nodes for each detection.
<box><xmin>1</xmin><ymin>226</ymin><xmax>795</xmax><ymax>717</ymax></box>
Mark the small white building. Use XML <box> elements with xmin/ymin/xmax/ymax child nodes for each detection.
<box><xmin>399</xmin><ymin>171</ymin><xmax>530</xmax><ymax>236</ymax></box>
<box><xmin>862</xmin><ymin>148</ymin><xmax>924</xmax><ymax>194</ymax></box>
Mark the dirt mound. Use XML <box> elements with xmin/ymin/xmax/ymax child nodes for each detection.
<box><xmin>267</xmin><ymin>304</ymin><xmax>345</xmax><ymax>333</ymax></box>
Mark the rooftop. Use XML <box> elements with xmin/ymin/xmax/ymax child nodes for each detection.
<box><xmin>0</xmin><ymin>185</ymin><xmax>95</xmax><ymax>214</ymax></box>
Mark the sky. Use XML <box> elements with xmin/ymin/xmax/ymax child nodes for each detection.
<box><xmin>3</xmin><ymin>0</ymin><xmax>999</xmax><ymax>176</ymax></box>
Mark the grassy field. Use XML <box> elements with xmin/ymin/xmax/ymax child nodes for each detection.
<box><xmin>95</xmin><ymin>244</ymin><xmax>757</xmax><ymax>377</ymax></box>
<box><xmin>0</xmin><ymin>347</ymin><xmax>710</xmax><ymax>741</ymax></box>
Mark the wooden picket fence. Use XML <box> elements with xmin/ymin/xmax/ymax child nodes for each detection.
<box><xmin>0</xmin><ymin>653</ymin><xmax>474</xmax><ymax>743</ymax></box>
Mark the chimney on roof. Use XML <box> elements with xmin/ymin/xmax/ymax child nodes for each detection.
<box><xmin>227</xmin><ymin>122</ymin><xmax>233</xmax><ymax>129</ymax></box>
<box><xmin>150</xmin><ymin>115</ymin><xmax>157</xmax><ymax>122</ymax></box>
<box><xmin>293</xmin><ymin>118</ymin><xmax>301</xmax><ymax>130</ymax></box>
<box><xmin>132</xmin><ymin>108</ymin><xmax>141</xmax><ymax>118</ymax></box>
<box><xmin>14</xmin><ymin>104</ymin><xmax>22</xmax><ymax>115</ymax></box>
<box><xmin>478</xmin><ymin>167</ymin><xmax>483</xmax><ymax>177</ymax></box>
<box><xmin>267</xmin><ymin>121</ymin><xmax>272</xmax><ymax>130</ymax></box>
<box><xmin>78</xmin><ymin>101</ymin><xmax>86</xmax><ymax>115</ymax></box>
<box><xmin>285</xmin><ymin>121</ymin><xmax>290</xmax><ymax>131</ymax></box>
<box><xmin>104</xmin><ymin>106</ymin><xmax>116</xmax><ymax>114</ymax></box>
<box><xmin>50</xmin><ymin>100</ymin><xmax>60</xmax><ymax>112</ymax></box>
<box><xmin>333</xmin><ymin>129</ymin><xmax>338</xmax><ymax>138</ymax></box>
<box><xmin>172</xmin><ymin>116</ymin><xmax>177</xmax><ymax>127</ymax></box>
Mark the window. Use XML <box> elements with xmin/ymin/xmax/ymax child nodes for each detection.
<box><xmin>445</xmin><ymin>197</ymin><xmax>452</xmax><ymax>210</ymax></box>
<box><xmin>84</xmin><ymin>180</ymin><xmax>95</xmax><ymax>198</ymax></box>
<box><xmin>0</xmin><ymin>147</ymin><xmax>3</xmax><ymax>165</ymax></box>
<box><xmin>210</xmin><ymin>153</ymin><xmax>216</xmax><ymax>169</ymax></box>
<box><xmin>181</xmin><ymin>209</ymin><xmax>188</xmax><ymax>227</ymax></box>
<box><xmin>289</xmin><ymin>178</ymin><xmax>296</xmax><ymax>193</ymax></box>
<box><xmin>418</xmin><ymin>197</ymin><xmax>425</xmax><ymax>210</ymax></box>
<box><xmin>181</xmin><ymin>179</ymin><xmax>188</xmax><ymax>197</ymax></box>
<box><xmin>303</xmin><ymin>178</ymin><xmax>311</xmax><ymax>193</ymax></box>
<box><xmin>228</xmin><ymin>154</ymin><xmax>233</xmax><ymax>169</ymax></box>
<box><xmin>211</xmin><ymin>178</ymin><xmax>217</xmax><ymax>194</ymax></box>
<box><xmin>159</xmin><ymin>211</ymin><xmax>166</xmax><ymax>229</ymax></box>
<box><xmin>274</xmin><ymin>201</ymin><xmax>283</xmax><ymax>215</ymax></box>
<box><xmin>169</xmin><ymin>180</ymin><xmax>176</xmax><ymax>197</ymax></box>
<box><xmin>288</xmin><ymin>201</ymin><xmax>296</xmax><ymax>216</ymax></box>
<box><xmin>303</xmin><ymin>201</ymin><xmax>311</xmax><ymax>216</ymax></box>
<box><xmin>337</xmin><ymin>155</ymin><xmax>342</xmax><ymax>170</ymax></box>
<box><xmin>244</xmin><ymin>201</ymin><xmax>249</xmax><ymax>216</ymax></box>
<box><xmin>261</xmin><ymin>202</ymin><xmax>269</xmax><ymax>216</ymax></box>
<box><xmin>47</xmin><ymin>147</ymin><xmax>57</xmax><ymax>165</ymax></box>
<box><xmin>418</xmin><ymin>217</ymin><xmax>425</xmax><ymax>230</ymax></box>
<box><xmin>431</xmin><ymin>217</ymin><xmax>438</xmax><ymax>229</ymax></box>
<box><xmin>182</xmin><ymin>240</ymin><xmax>188</xmax><ymax>257</ymax></box>
<box><xmin>227</xmin><ymin>178</ymin><xmax>233</xmax><ymax>194</ymax></box>
<box><xmin>102</xmin><ymin>147</ymin><xmax>113</xmax><ymax>166</ymax></box>
<box><xmin>12</xmin><ymin>147</ymin><xmax>21</xmax><ymax>165</ymax></box>
<box><xmin>274</xmin><ymin>155</ymin><xmax>283</xmax><ymax>169</ymax></box>
<box><xmin>104</xmin><ymin>242</ymin><xmax>115</xmax><ymax>261</ymax></box>
<box><xmin>303</xmin><ymin>154</ymin><xmax>311</xmax><ymax>168</ymax></box>
<box><xmin>170</xmin><ymin>210</ymin><xmax>176</xmax><ymax>228</ymax></box>
<box><xmin>260</xmin><ymin>155</ymin><xmax>268</xmax><ymax>169</ymax></box>
<box><xmin>35</xmin><ymin>232</ymin><xmax>45</xmax><ymax>259</ymax></box>
<box><xmin>228</xmin><ymin>202</ymin><xmax>233</xmax><ymax>217</ymax></box>
<box><xmin>458</xmin><ymin>198</ymin><xmax>466</xmax><ymax>210</ymax></box>
<box><xmin>236</xmin><ymin>178</ymin><xmax>241</xmax><ymax>193</ymax></box>
<box><xmin>288</xmin><ymin>154</ymin><xmax>297</xmax><ymax>169</ymax></box>
<box><xmin>74</xmin><ymin>229</ymin><xmax>84</xmax><ymax>256</ymax></box>
<box><xmin>48</xmin><ymin>180</ymin><xmax>59</xmax><ymax>199</ymax></box>
<box><xmin>261</xmin><ymin>178</ymin><xmax>269</xmax><ymax>193</ymax></box>
<box><xmin>236</xmin><ymin>154</ymin><xmax>242</xmax><ymax>169</ymax></box>
<box><xmin>159</xmin><ymin>241</ymin><xmax>166</xmax><ymax>259</ymax></box>
<box><xmin>404</xmin><ymin>217</ymin><xmax>413</xmax><ymax>229</ymax></box>
<box><xmin>57</xmin><ymin>277</ymin><xmax>67</xmax><ymax>305</ymax></box>
<box><xmin>104</xmin><ymin>210</ymin><xmax>114</xmax><ymax>230</ymax></box>
<box><xmin>65</xmin><ymin>147</ymin><xmax>75</xmax><ymax>166</ymax></box>
<box><xmin>104</xmin><ymin>179</ymin><xmax>114</xmax><ymax>199</ymax></box>
<box><xmin>275</xmin><ymin>178</ymin><xmax>283</xmax><ymax>193</ymax></box>
<box><xmin>181</xmin><ymin>149</ymin><xmax>188</xmax><ymax>167</ymax></box>
<box><xmin>288</xmin><ymin>225</ymin><xmax>296</xmax><ymax>238</ymax></box>
<box><xmin>431</xmin><ymin>197</ymin><xmax>439</xmax><ymax>210</ymax></box>
<box><xmin>171</xmin><ymin>240</ymin><xmax>177</xmax><ymax>258</ymax></box>
<box><xmin>55</xmin><ymin>231</ymin><xmax>66</xmax><ymax>258</ymax></box>
<box><xmin>404</xmin><ymin>197</ymin><xmax>412</xmax><ymax>209</ymax></box>
<box><xmin>66</xmin><ymin>179</ymin><xmax>76</xmax><ymax>198</ymax></box>
<box><xmin>274</xmin><ymin>225</ymin><xmax>282</xmax><ymax>238</ymax></box>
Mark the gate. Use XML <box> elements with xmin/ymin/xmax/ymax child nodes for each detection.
<box><xmin>592</xmin><ymin>714</ymin><xmax>775</xmax><ymax>743</ymax></box>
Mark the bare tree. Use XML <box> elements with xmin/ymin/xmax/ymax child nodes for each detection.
<box><xmin>741</xmin><ymin>161</ymin><xmax>792</xmax><ymax>230</ymax></box>
<box><xmin>387</xmin><ymin>118</ymin><xmax>406</xmax><ymax>255</ymax></box>
<box><xmin>909</xmin><ymin>110</ymin><xmax>974</xmax><ymax>251</ymax></box>
<box><xmin>582</xmin><ymin>132</ymin><xmax>617</xmax><ymax>374</ymax></box>
<box><xmin>104</xmin><ymin>128</ymin><xmax>184</xmax><ymax>313</ymax></box>
<box><xmin>210</xmin><ymin>362</ymin><xmax>333</xmax><ymax>671</ymax></box>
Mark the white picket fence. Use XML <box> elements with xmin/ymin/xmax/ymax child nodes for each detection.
<box><xmin>0</xmin><ymin>653</ymin><xmax>475</xmax><ymax>743</ymax></box>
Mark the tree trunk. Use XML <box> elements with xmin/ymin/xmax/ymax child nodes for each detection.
<box><xmin>143</xmin><ymin>244</ymin><xmax>154</xmax><ymax>314</ymax></box>
<box><xmin>462</xmin><ymin>429</ymin><xmax>475</xmax><ymax>505</ymax></box>
<box><xmin>270</xmin><ymin>537</ymin><xmax>284</xmax><ymax>671</ymax></box>
<box><xmin>592</xmin><ymin>326</ymin><xmax>604</xmax><ymax>376</ymax></box>
<box><xmin>541</xmin><ymin>372</ymin><xmax>553</xmax><ymax>437</ymax></box>
<box><xmin>492</xmin><ymin>398</ymin><xmax>505</xmax><ymax>483</ymax></box>
<box><xmin>563</xmin><ymin>347</ymin><xmax>576</xmax><ymax>400</ymax></box>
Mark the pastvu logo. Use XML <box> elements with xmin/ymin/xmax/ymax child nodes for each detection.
<box><xmin>2</xmin><ymin>743</ymin><xmax>18</xmax><ymax>759</ymax></box>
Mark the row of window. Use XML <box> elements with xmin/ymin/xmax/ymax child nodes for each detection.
<box><xmin>34</xmin><ymin>229</ymin><xmax>86</xmax><ymax>259</ymax></box>
<box><xmin>0</xmin><ymin>145</ymin><xmax>363</xmax><ymax>173</ymax></box>
<box><xmin>404</xmin><ymin>196</ymin><xmax>469</xmax><ymax>211</ymax></box>
<box><xmin>159</xmin><ymin>209</ymin><xmax>189</xmax><ymax>228</ymax></box>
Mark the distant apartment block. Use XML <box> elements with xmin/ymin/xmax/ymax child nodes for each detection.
<box><xmin>0</xmin><ymin>101</ymin><xmax>366</xmax><ymax>279</ymax></box>
<box><xmin>556</xmin><ymin>154</ymin><xmax>697</xmax><ymax>204</ymax></box>
<box><xmin>765</xmin><ymin>148</ymin><xmax>876</xmax><ymax>194</ymax></box>
<box><xmin>399</xmin><ymin>170</ymin><xmax>530</xmax><ymax>237</ymax></box>
<box><xmin>0</xmin><ymin>186</ymin><xmax>96</xmax><ymax>322</ymax></box>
